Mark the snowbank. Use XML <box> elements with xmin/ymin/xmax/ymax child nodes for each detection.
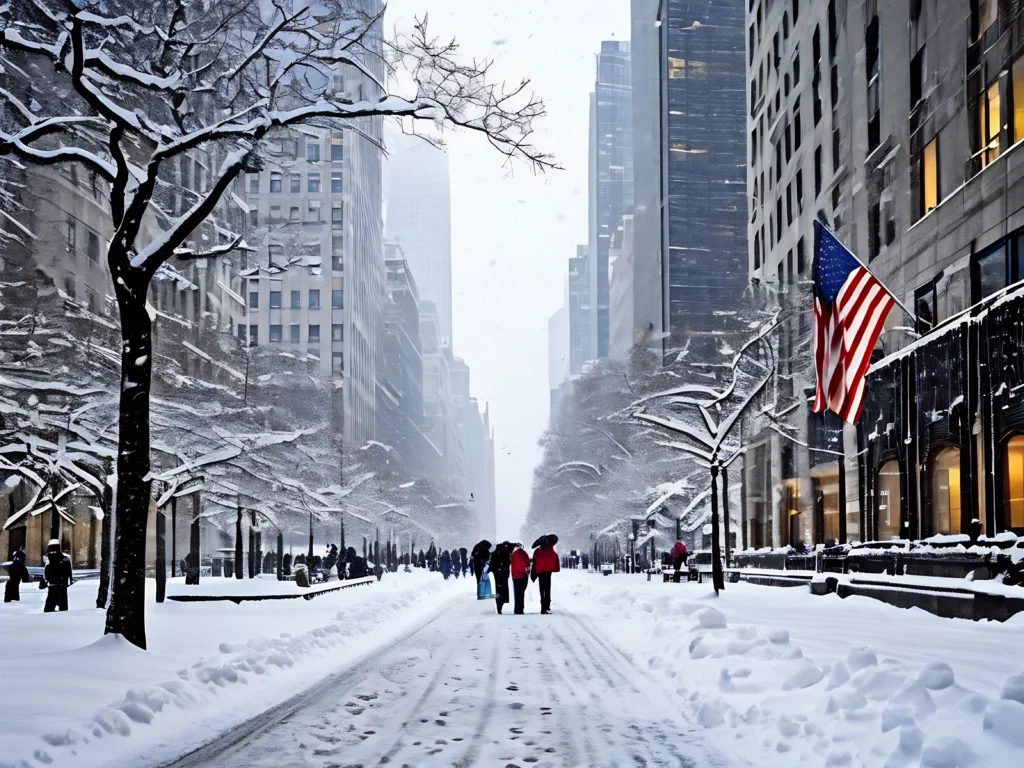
<box><xmin>566</xmin><ymin>571</ymin><xmax>1024</xmax><ymax>768</ymax></box>
<box><xmin>0</xmin><ymin>571</ymin><xmax>461</xmax><ymax>768</ymax></box>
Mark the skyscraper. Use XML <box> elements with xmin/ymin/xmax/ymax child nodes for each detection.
<box><xmin>384</xmin><ymin>130</ymin><xmax>454</xmax><ymax>348</ymax></box>
<box><xmin>568</xmin><ymin>245</ymin><xmax>591</xmax><ymax>375</ymax></box>
<box><xmin>630</xmin><ymin>0</ymin><xmax>748</xmax><ymax>344</ymax></box>
<box><xmin>588</xmin><ymin>41</ymin><xmax>634</xmax><ymax>361</ymax></box>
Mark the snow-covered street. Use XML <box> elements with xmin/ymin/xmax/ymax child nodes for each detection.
<box><xmin>5</xmin><ymin>570</ymin><xmax>1024</xmax><ymax>767</ymax></box>
<box><xmin>165</xmin><ymin>579</ymin><xmax>718</xmax><ymax>768</ymax></box>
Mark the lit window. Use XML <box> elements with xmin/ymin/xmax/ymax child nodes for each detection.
<box><xmin>932</xmin><ymin>447</ymin><xmax>962</xmax><ymax>535</ymax></box>
<box><xmin>978</xmin><ymin>80</ymin><xmax>1001</xmax><ymax>168</ymax></box>
<box><xmin>1005</xmin><ymin>435</ymin><xmax>1024</xmax><ymax>528</ymax></box>
<box><xmin>923</xmin><ymin>137</ymin><xmax>938</xmax><ymax>214</ymax></box>
<box><xmin>1013</xmin><ymin>57</ymin><xmax>1024</xmax><ymax>143</ymax></box>
<box><xmin>876</xmin><ymin>461</ymin><xmax>902</xmax><ymax>540</ymax></box>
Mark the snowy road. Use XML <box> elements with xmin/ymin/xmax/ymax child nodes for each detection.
<box><xmin>164</xmin><ymin>593</ymin><xmax>722</xmax><ymax>768</ymax></box>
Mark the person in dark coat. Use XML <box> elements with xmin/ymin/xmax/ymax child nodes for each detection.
<box><xmin>670</xmin><ymin>541</ymin><xmax>688</xmax><ymax>583</ymax></box>
<box><xmin>510</xmin><ymin>544</ymin><xmax>531</xmax><ymax>614</ymax></box>
<box><xmin>282</xmin><ymin>552</ymin><xmax>293</xmax><ymax>577</ymax></box>
<box><xmin>3</xmin><ymin>547</ymin><xmax>30</xmax><ymax>603</ymax></box>
<box><xmin>459</xmin><ymin>547</ymin><xmax>469</xmax><ymax>577</ymax></box>
<box><xmin>489</xmin><ymin>542</ymin><xmax>513</xmax><ymax>614</ymax></box>
<box><xmin>346</xmin><ymin>547</ymin><xmax>368</xmax><ymax>579</ymax></box>
<box><xmin>471</xmin><ymin>540</ymin><xmax>492</xmax><ymax>585</ymax></box>
<box><xmin>531</xmin><ymin>534</ymin><xmax>560</xmax><ymax>615</ymax></box>
<box><xmin>439</xmin><ymin>550</ymin><xmax>452</xmax><ymax>580</ymax></box>
<box><xmin>40</xmin><ymin>540</ymin><xmax>73</xmax><ymax>612</ymax></box>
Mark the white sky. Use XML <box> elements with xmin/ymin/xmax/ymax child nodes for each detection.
<box><xmin>384</xmin><ymin>0</ymin><xmax>631</xmax><ymax>539</ymax></box>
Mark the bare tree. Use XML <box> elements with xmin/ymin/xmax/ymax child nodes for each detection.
<box><xmin>630</xmin><ymin>308</ymin><xmax>781</xmax><ymax>593</ymax></box>
<box><xmin>0</xmin><ymin>0</ymin><xmax>552</xmax><ymax>649</ymax></box>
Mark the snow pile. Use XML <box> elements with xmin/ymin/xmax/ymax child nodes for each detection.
<box><xmin>568</xmin><ymin>572</ymin><xmax>1024</xmax><ymax>768</ymax></box>
<box><xmin>0</xmin><ymin>571</ymin><xmax>461</xmax><ymax>768</ymax></box>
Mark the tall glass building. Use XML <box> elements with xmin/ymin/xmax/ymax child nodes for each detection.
<box><xmin>635</xmin><ymin>0</ymin><xmax>748</xmax><ymax>339</ymax></box>
<box><xmin>588</xmin><ymin>41</ymin><xmax>633</xmax><ymax>361</ymax></box>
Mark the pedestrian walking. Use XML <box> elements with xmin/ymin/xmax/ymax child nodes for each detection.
<box><xmin>40</xmin><ymin>540</ymin><xmax>73</xmax><ymax>612</ymax></box>
<box><xmin>3</xmin><ymin>547</ymin><xmax>30</xmax><ymax>603</ymax></box>
<box><xmin>440</xmin><ymin>549</ymin><xmax>452</xmax><ymax>580</ymax></box>
<box><xmin>470</xmin><ymin>540</ymin><xmax>491</xmax><ymax>585</ymax></box>
<box><xmin>531</xmin><ymin>534</ymin><xmax>560</xmax><ymax>614</ymax></box>
<box><xmin>510</xmin><ymin>543</ymin><xmax>530</xmax><ymax>615</ymax></box>
<box><xmin>459</xmin><ymin>547</ymin><xmax>469</xmax><ymax>577</ymax></box>
<box><xmin>671</xmin><ymin>540</ymin><xmax>688</xmax><ymax>583</ymax></box>
<box><xmin>489</xmin><ymin>542</ymin><xmax>513</xmax><ymax>614</ymax></box>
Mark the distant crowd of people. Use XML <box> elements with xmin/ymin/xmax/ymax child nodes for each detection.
<box><xmin>3</xmin><ymin>540</ymin><xmax>74</xmax><ymax>612</ymax></box>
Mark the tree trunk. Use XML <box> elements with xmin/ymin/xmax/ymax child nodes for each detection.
<box><xmin>248</xmin><ymin>510</ymin><xmax>257</xmax><ymax>579</ymax></box>
<box><xmin>96</xmin><ymin>470</ymin><xmax>113</xmax><ymax>609</ymax></box>
<box><xmin>340</xmin><ymin>518</ymin><xmax>346</xmax><ymax>552</ymax></box>
<box><xmin>234</xmin><ymin>505</ymin><xmax>243</xmax><ymax>580</ymax></box>
<box><xmin>710</xmin><ymin>461</ymin><xmax>725</xmax><ymax>594</ymax></box>
<box><xmin>104</xmin><ymin>298</ymin><xmax>154</xmax><ymax>650</ymax></box>
<box><xmin>722</xmin><ymin>464</ymin><xmax>731</xmax><ymax>568</ymax></box>
<box><xmin>188</xmin><ymin>494</ymin><xmax>200</xmax><ymax>585</ymax></box>
<box><xmin>276</xmin><ymin>531</ymin><xmax>284</xmax><ymax>581</ymax></box>
<box><xmin>156</xmin><ymin>506</ymin><xmax>166</xmax><ymax>603</ymax></box>
<box><xmin>170</xmin><ymin>494</ymin><xmax>177</xmax><ymax>578</ymax></box>
<box><xmin>307</xmin><ymin>512</ymin><xmax>314</xmax><ymax>563</ymax></box>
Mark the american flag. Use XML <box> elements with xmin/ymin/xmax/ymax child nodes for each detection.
<box><xmin>812</xmin><ymin>221</ymin><xmax>895</xmax><ymax>424</ymax></box>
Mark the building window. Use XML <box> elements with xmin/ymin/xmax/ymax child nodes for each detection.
<box><xmin>974</xmin><ymin>242</ymin><xmax>1007</xmax><ymax>300</ymax></box>
<box><xmin>248</xmin><ymin>325</ymin><xmax>258</xmax><ymax>346</ymax></box>
<box><xmin>830</xmin><ymin>64</ymin><xmax>839</xmax><ymax>107</ymax></box>
<box><xmin>832</xmin><ymin>127</ymin><xmax>841</xmax><ymax>171</ymax></box>
<box><xmin>308</xmin><ymin>324</ymin><xmax>320</xmax><ymax>343</ymax></box>
<box><xmin>86</xmin><ymin>230</ymin><xmax>100</xmax><ymax>264</ymax></box>
<box><xmin>306</xmin><ymin>140</ymin><xmax>320</xmax><ymax>163</ymax></box>
<box><xmin>66</xmin><ymin>217</ymin><xmax>76</xmax><ymax>251</ymax></box>
<box><xmin>973</xmin><ymin>0</ymin><xmax>997</xmax><ymax>42</ymax></box>
<box><xmin>249</xmin><ymin>291</ymin><xmax>259</xmax><ymax>309</ymax></box>
<box><xmin>1004</xmin><ymin>435</ymin><xmax>1024</xmax><ymax>529</ymax></box>
<box><xmin>332</xmin><ymin>203</ymin><xmax>343</xmax><ymax>229</ymax></box>
<box><xmin>332</xmin><ymin>289</ymin><xmax>344</xmax><ymax>308</ymax></box>
<box><xmin>290</xmin><ymin>290</ymin><xmax>301</xmax><ymax>309</ymax></box>
<box><xmin>269</xmin><ymin>290</ymin><xmax>281</xmax><ymax>309</ymax></box>
<box><xmin>332</xmin><ymin>323</ymin><xmax>344</xmax><ymax>342</ymax></box>
<box><xmin>269</xmin><ymin>205</ymin><xmax>281</xmax><ymax>221</ymax></box>
<box><xmin>922</xmin><ymin>137</ymin><xmax>939</xmax><ymax>215</ymax></box>
<box><xmin>290</xmin><ymin>174</ymin><xmax>301</xmax><ymax>193</ymax></box>
<box><xmin>793</xmin><ymin>53</ymin><xmax>800</xmax><ymax>86</ymax></box>
<box><xmin>977</xmin><ymin>80</ymin><xmax>1001</xmax><ymax>169</ymax></box>
<box><xmin>910</xmin><ymin>48</ymin><xmax>924</xmax><ymax>107</ymax></box>
<box><xmin>932</xmin><ymin>447</ymin><xmax>962</xmax><ymax>536</ymax></box>
<box><xmin>309</xmin><ymin>289</ymin><xmax>321</xmax><ymax>309</ymax></box>
<box><xmin>248</xmin><ymin>174</ymin><xmax>259</xmax><ymax>194</ymax></box>
<box><xmin>332</xmin><ymin>352</ymin><xmax>344</xmax><ymax>376</ymax></box>
<box><xmin>1013</xmin><ymin>57</ymin><xmax>1024</xmax><ymax>144</ymax></box>
<box><xmin>308</xmin><ymin>172</ymin><xmax>321</xmax><ymax>193</ymax></box>
<box><xmin>876</xmin><ymin>460</ymin><xmax>902</xmax><ymax>541</ymax></box>
<box><xmin>289</xmin><ymin>324</ymin><xmax>300</xmax><ymax>343</ymax></box>
<box><xmin>290</xmin><ymin>206</ymin><xmax>300</xmax><ymax>222</ymax></box>
<box><xmin>331</xmin><ymin>140</ymin><xmax>344</xmax><ymax>162</ymax></box>
<box><xmin>270</xmin><ymin>172</ymin><xmax>282</xmax><ymax>193</ymax></box>
<box><xmin>249</xmin><ymin>207</ymin><xmax>258</xmax><ymax>227</ymax></box>
<box><xmin>753</xmin><ymin>231</ymin><xmax>761</xmax><ymax>270</ymax></box>
<box><xmin>269</xmin><ymin>324</ymin><xmax>282</xmax><ymax>343</ymax></box>
<box><xmin>331</xmin><ymin>172</ymin><xmax>342</xmax><ymax>193</ymax></box>
<box><xmin>792</xmin><ymin>0</ymin><xmax>799</xmax><ymax>22</ymax></box>
<box><xmin>814</xmin><ymin>145</ymin><xmax>822</xmax><ymax>196</ymax></box>
<box><xmin>797</xmin><ymin>237</ymin><xmax>806</xmax><ymax>273</ymax></box>
<box><xmin>868</xmin><ymin>198</ymin><xmax>881</xmax><ymax>261</ymax></box>
<box><xmin>795</xmin><ymin>169</ymin><xmax>804</xmax><ymax>211</ymax></box>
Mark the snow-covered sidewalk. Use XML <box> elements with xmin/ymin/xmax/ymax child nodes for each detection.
<box><xmin>566</xmin><ymin>571</ymin><xmax>1024</xmax><ymax>768</ymax></box>
<box><xmin>0</xmin><ymin>571</ymin><xmax>462</xmax><ymax>768</ymax></box>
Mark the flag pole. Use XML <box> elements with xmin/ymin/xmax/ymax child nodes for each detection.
<box><xmin>815</xmin><ymin>220</ymin><xmax>917</xmax><ymax>323</ymax></box>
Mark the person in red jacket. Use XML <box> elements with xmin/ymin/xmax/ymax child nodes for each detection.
<box><xmin>671</xmin><ymin>541</ymin><xmax>688</xmax><ymax>583</ymax></box>
<box><xmin>510</xmin><ymin>544</ymin><xmax>531</xmax><ymax>614</ymax></box>
<box><xmin>530</xmin><ymin>534</ymin><xmax>561</xmax><ymax>614</ymax></box>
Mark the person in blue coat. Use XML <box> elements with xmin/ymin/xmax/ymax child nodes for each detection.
<box><xmin>439</xmin><ymin>549</ymin><xmax>452</xmax><ymax>580</ymax></box>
